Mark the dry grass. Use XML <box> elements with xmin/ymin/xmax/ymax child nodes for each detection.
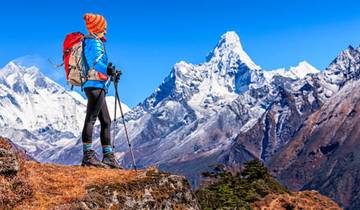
<box><xmin>14</xmin><ymin>161</ymin><xmax>140</xmax><ymax>209</ymax></box>
<box><xmin>0</xmin><ymin>137</ymin><xmax>147</xmax><ymax>209</ymax></box>
<box><xmin>0</xmin><ymin>174</ymin><xmax>33</xmax><ymax>208</ymax></box>
<box><xmin>252</xmin><ymin>191</ymin><xmax>342</xmax><ymax>210</ymax></box>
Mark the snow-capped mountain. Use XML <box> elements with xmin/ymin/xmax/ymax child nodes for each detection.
<box><xmin>207</xmin><ymin>31</ymin><xmax>260</xmax><ymax>70</ymax></box>
<box><xmin>44</xmin><ymin>31</ymin><xmax>329</xmax><ymax>186</ymax></box>
<box><xmin>264</xmin><ymin>61</ymin><xmax>320</xmax><ymax>80</ymax></box>
<box><xmin>143</xmin><ymin>31</ymin><xmax>265</xmax><ymax>116</ymax></box>
<box><xmin>0</xmin><ymin>62</ymin><xmax>130</xmax><ymax>158</ymax></box>
<box><xmin>113</xmin><ymin>35</ymin><xmax>360</xmax><ymax>187</ymax></box>
<box><xmin>105</xmin><ymin>96</ymin><xmax>131</xmax><ymax>121</ymax></box>
<box><xmin>0</xmin><ymin>62</ymin><xmax>85</xmax><ymax>134</ymax></box>
<box><xmin>33</xmin><ymin>32</ymin><xmax>269</xmax><ymax>169</ymax></box>
<box><xmin>3</xmin><ymin>31</ymin><xmax>360</xmax><ymax>192</ymax></box>
<box><xmin>268</xmin><ymin>51</ymin><xmax>360</xmax><ymax>209</ymax></box>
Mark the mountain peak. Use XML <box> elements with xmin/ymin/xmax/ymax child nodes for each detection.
<box><xmin>324</xmin><ymin>45</ymin><xmax>360</xmax><ymax>86</ymax></box>
<box><xmin>339</xmin><ymin>45</ymin><xmax>359</xmax><ymax>58</ymax></box>
<box><xmin>219</xmin><ymin>31</ymin><xmax>241</xmax><ymax>46</ymax></box>
<box><xmin>3</xmin><ymin>61</ymin><xmax>21</xmax><ymax>73</ymax></box>
<box><xmin>2</xmin><ymin>61</ymin><xmax>41</xmax><ymax>77</ymax></box>
<box><xmin>214</xmin><ymin>31</ymin><xmax>244</xmax><ymax>54</ymax></box>
<box><xmin>1</xmin><ymin>62</ymin><xmax>50</xmax><ymax>92</ymax></box>
<box><xmin>264</xmin><ymin>61</ymin><xmax>319</xmax><ymax>80</ymax></box>
<box><xmin>290</xmin><ymin>61</ymin><xmax>319</xmax><ymax>75</ymax></box>
<box><xmin>296</xmin><ymin>61</ymin><xmax>314</xmax><ymax>68</ymax></box>
<box><xmin>208</xmin><ymin>31</ymin><xmax>260</xmax><ymax>70</ymax></box>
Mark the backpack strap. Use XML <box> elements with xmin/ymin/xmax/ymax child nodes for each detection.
<box><xmin>84</xmin><ymin>33</ymin><xmax>105</xmax><ymax>67</ymax></box>
<box><xmin>94</xmin><ymin>53</ymin><xmax>104</xmax><ymax>66</ymax></box>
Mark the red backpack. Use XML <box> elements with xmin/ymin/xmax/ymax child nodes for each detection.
<box><xmin>63</xmin><ymin>32</ymin><xmax>87</xmax><ymax>87</ymax></box>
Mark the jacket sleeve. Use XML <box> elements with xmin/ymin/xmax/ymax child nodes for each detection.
<box><xmin>84</xmin><ymin>39</ymin><xmax>108</xmax><ymax>75</ymax></box>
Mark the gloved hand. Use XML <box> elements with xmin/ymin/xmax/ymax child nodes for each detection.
<box><xmin>114</xmin><ymin>70</ymin><xmax>122</xmax><ymax>81</ymax></box>
<box><xmin>107</xmin><ymin>62</ymin><xmax>116</xmax><ymax>76</ymax></box>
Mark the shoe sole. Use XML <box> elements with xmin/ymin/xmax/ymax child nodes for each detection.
<box><xmin>81</xmin><ymin>162</ymin><xmax>109</xmax><ymax>168</ymax></box>
<box><xmin>102</xmin><ymin>161</ymin><xmax>123</xmax><ymax>169</ymax></box>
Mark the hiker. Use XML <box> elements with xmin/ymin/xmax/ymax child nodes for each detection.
<box><xmin>81</xmin><ymin>13</ymin><xmax>122</xmax><ymax>169</ymax></box>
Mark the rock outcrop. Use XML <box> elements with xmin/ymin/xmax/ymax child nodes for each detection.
<box><xmin>0</xmin><ymin>137</ymin><xmax>199</xmax><ymax>210</ymax></box>
<box><xmin>0</xmin><ymin>148</ymin><xmax>19</xmax><ymax>175</ymax></box>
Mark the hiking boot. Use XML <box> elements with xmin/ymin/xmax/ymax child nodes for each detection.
<box><xmin>81</xmin><ymin>150</ymin><xmax>108</xmax><ymax>168</ymax></box>
<box><xmin>102</xmin><ymin>153</ymin><xmax>123</xmax><ymax>169</ymax></box>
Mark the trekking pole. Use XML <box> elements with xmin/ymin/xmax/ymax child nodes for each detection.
<box><xmin>113</xmin><ymin>76</ymin><xmax>137</xmax><ymax>171</ymax></box>
<box><xmin>112</xmin><ymin>87</ymin><xmax>118</xmax><ymax>149</ymax></box>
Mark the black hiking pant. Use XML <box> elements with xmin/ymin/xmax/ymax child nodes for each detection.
<box><xmin>82</xmin><ymin>87</ymin><xmax>112</xmax><ymax>146</ymax></box>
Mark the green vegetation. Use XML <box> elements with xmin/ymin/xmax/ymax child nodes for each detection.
<box><xmin>195</xmin><ymin>159</ymin><xmax>288</xmax><ymax>210</ymax></box>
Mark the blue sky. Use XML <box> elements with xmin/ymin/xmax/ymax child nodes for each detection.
<box><xmin>1</xmin><ymin>0</ymin><xmax>360</xmax><ymax>107</ymax></box>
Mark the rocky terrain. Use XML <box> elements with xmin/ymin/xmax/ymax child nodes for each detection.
<box><xmin>1</xmin><ymin>137</ymin><xmax>341</xmax><ymax>210</ymax></box>
<box><xmin>0</xmin><ymin>137</ymin><xmax>199</xmax><ymax>209</ymax></box>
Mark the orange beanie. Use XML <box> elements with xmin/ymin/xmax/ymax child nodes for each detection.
<box><xmin>84</xmin><ymin>13</ymin><xmax>107</xmax><ymax>34</ymax></box>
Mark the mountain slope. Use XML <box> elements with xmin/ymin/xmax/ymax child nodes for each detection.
<box><xmin>0</xmin><ymin>62</ymin><xmax>85</xmax><ymax>133</ymax></box>
<box><xmin>154</xmin><ymin>44</ymin><xmax>360</xmax><ymax>188</ymax></box>
<box><xmin>267</xmin><ymin>46</ymin><xmax>360</xmax><ymax>210</ymax></box>
<box><xmin>268</xmin><ymin>80</ymin><xmax>360</xmax><ymax>210</ymax></box>
<box><xmin>228</xmin><ymin>45</ymin><xmax>360</xmax><ymax>163</ymax></box>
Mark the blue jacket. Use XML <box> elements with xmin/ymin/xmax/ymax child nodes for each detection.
<box><xmin>82</xmin><ymin>35</ymin><xmax>111</xmax><ymax>90</ymax></box>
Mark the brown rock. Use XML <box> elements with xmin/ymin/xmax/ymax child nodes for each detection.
<box><xmin>0</xmin><ymin>148</ymin><xmax>19</xmax><ymax>175</ymax></box>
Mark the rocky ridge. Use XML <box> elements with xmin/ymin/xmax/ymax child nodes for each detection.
<box><xmin>0</xmin><ymin>137</ymin><xmax>199</xmax><ymax>210</ymax></box>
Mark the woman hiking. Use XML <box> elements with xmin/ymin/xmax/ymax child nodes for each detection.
<box><xmin>81</xmin><ymin>13</ymin><xmax>122</xmax><ymax>169</ymax></box>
